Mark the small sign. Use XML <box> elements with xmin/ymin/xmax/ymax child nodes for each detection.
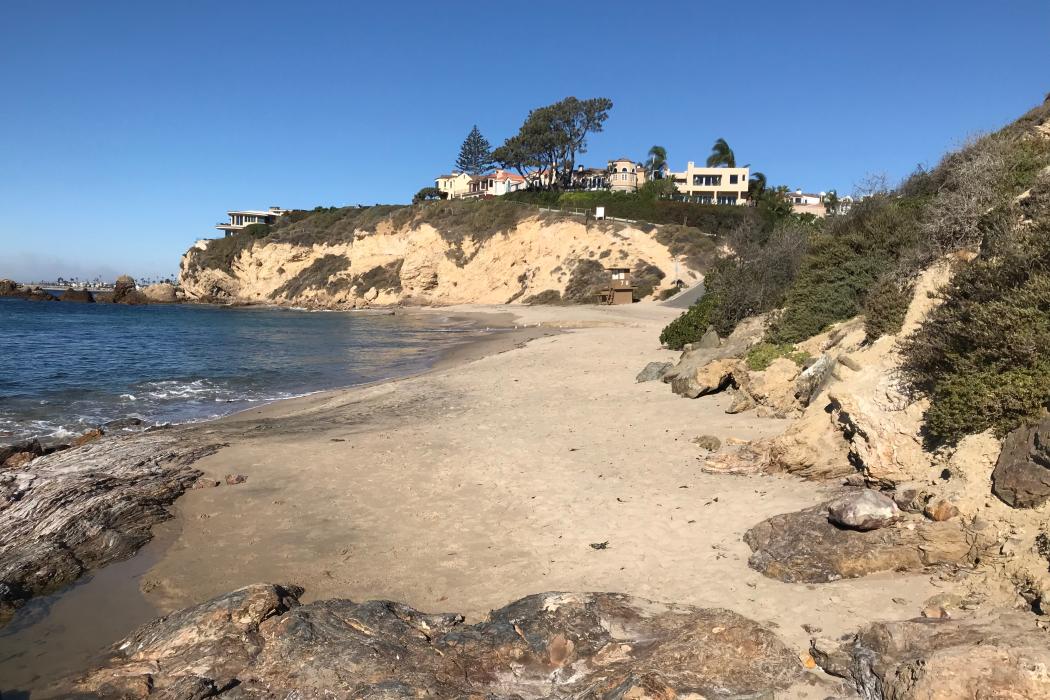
<box><xmin>595</xmin><ymin>206</ymin><xmax>605</xmax><ymax>220</ymax></box>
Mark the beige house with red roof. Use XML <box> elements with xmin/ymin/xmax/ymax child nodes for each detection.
<box><xmin>436</xmin><ymin>170</ymin><xmax>525</xmax><ymax>199</ymax></box>
<box><xmin>435</xmin><ymin>172</ymin><xmax>473</xmax><ymax>200</ymax></box>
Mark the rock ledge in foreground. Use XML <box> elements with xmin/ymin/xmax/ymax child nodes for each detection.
<box><xmin>70</xmin><ymin>585</ymin><xmax>802</xmax><ymax>698</ymax></box>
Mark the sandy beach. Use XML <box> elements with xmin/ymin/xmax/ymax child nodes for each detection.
<box><xmin>131</xmin><ymin>302</ymin><xmax>943</xmax><ymax>671</ymax></box>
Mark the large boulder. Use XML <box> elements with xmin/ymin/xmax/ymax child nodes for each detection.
<box><xmin>670</xmin><ymin>358</ymin><xmax>743</xmax><ymax>398</ymax></box>
<box><xmin>991</xmin><ymin>417</ymin><xmax>1050</xmax><ymax>508</ymax></box>
<box><xmin>827</xmin><ymin>489</ymin><xmax>901</xmax><ymax>531</ymax></box>
<box><xmin>635</xmin><ymin>361</ymin><xmax>672</xmax><ymax>383</ymax></box>
<box><xmin>744</xmin><ymin>503</ymin><xmax>984</xmax><ymax>583</ymax></box>
<box><xmin>812</xmin><ymin>611</ymin><xmax>1050</xmax><ymax>699</ymax></box>
<box><xmin>69</xmin><ymin>585</ymin><xmax>803</xmax><ymax>698</ymax></box>
<box><xmin>746</xmin><ymin>357</ymin><xmax>802</xmax><ymax>415</ymax></box>
<box><xmin>142</xmin><ymin>282</ymin><xmax>178</xmax><ymax>303</ymax></box>
<box><xmin>110</xmin><ymin>275</ymin><xmax>148</xmax><ymax>304</ymax></box>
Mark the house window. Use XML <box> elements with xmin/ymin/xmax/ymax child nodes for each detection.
<box><xmin>729</xmin><ymin>174</ymin><xmax>738</xmax><ymax>184</ymax></box>
<box><xmin>697</xmin><ymin>195</ymin><xmax>713</xmax><ymax>204</ymax></box>
<box><xmin>693</xmin><ymin>174</ymin><xmax>721</xmax><ymax>187</ymax></box>
<box><xmin>717</xmin><ymin>195</ymin><xmax>738</xmax><ymax>205</ymax></box>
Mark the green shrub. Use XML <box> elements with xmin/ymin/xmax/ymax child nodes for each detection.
<box><xmin>767</xmin><ymin>196</ymin><xmax>924</xmax><ymax>343</ymax></box>
<box><xmin>269</xmin><ymin>254</ymin><xmax>351</xmax><ymax>299</ymax></box>
<box><xmin>185</xmin><ymin>232</ymin><xmax>259</xmax><ymax>275</ymax></box>
<box><xmin>900</xmin><ymin>217</ymin><xmax>1050</xmax><ymax>444</ymax></box>
<box><xmin>657</xmin><ymin>287</ymin><xmax>680</xmax><ymax>301</ymax></box>
<box><xmin>659</xmin><ymin>285</ymin><xmax>720</xmax><ymax>350</ymax></box>
<box><xmin>863</xmin><ymin>275</ymin><xmax>913</xmax><ymax>342</ymax></box>
<box><xmin>524</xmin><ymin>289</ymin><xmax>563</xmax><ymax>305</ymax></box>
<box><xmin>745</xmin><ymin>342</ymin><xmax>810</xmax><ymax>371</ymax></box>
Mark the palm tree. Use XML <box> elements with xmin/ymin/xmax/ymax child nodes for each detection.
<box><xmin>748</xmin><ymin>171</ymin><xmax>767</xmax><ymax>199</ymax></box>
<box><xmin>647</xmin><ymin>145</ymin><xmax>667</xmax><ymax>179</ymax></box>
<box><xmin>706</xmin><ymin>138</ymin><xmax>735</xmax><ymax>168</ymax></box>
<box><xmin>824</xmin><ymin>190</ymin><xmax>841</xmax><ymax>216</ymax></box>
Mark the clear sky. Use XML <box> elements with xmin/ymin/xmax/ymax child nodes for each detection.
<box><xmin>1</xmin><ymin>1</ymin><xmax>1048</xmax><ymax>281</ymax></box>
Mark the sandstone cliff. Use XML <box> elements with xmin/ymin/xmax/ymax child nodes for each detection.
<box><xmin>179</xmin><ymin>201</ymin><xmax>707</xmax><ymax>308</ymax></box>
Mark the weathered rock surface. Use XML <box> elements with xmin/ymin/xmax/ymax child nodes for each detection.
<box><xmin>812</xmin><ymin>611</ymin><xmax>1050</xmax><ymax>700</ymax></box>
<box><xmin>111</xmin><ymin>274</ymin><xmax>149</xmax><ymax>305</ymax></box>
<box><xmin>744</xmin><ymin>503</ymin><xmax>984</xmax><ymax>583</ymax></box>
<box><xmin>70</xmin><ymin>585</ymin><xmax>802</xmax><ymax>698</ymax></box>
<box><xmin>697</xmin><ymin>325</ymin><xmax>721</xmax><ymax>348</ymax></box>
<box><xmin>827</xmin><ymin>489</ymin><xmax>901</xmax><ymax>531</ymax></box>
<box><xmin>635</xmin><ymin>361</ymin><xmax>672</xmax><ymax>383</ymax></box>
<box><xmin>992</xmin><ymin>417</ymin><xmax>1050</xmax><ymax>508</ymax></box>
<box><xmin>0</xmin><ymin>280</ymin><xmax>57</xmax><ymax>301</ymax></box>
<box><xmin>0</xmin><ymin>432</ymin><xmax>221</xmax><ymax>626</ymax></box>
<box><xmin>793</xmin><ymin>353</ymin><xmax>834</xmax><ymax>406</ymax></box>
<box><xmin>746</xmin><ymin>357</ymin><xmax>801</xmax><ymax>416</ymax></box>
<box><xmin>670</xmin><ymin>358</ymin><xmax>743</xmax><ymax>399</ymax></box>
<box><xmin>142</xmin><ymin>282</ymin><xmax>178</xmax><ymax>303</ymax></box>
<box><xmin>662</xmin><ymin>316</ymin><xmax>765</xmax><ymax>395</ymax></box>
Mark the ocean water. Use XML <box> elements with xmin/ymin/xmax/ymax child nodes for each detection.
<box><xmin>0</xmin><ymin>298</ymin><xmax>489</xmax><ymax>444</ymax></box>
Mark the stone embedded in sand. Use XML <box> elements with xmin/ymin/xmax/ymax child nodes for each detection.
<box><xmin>924</xmin><ymin>499</ymin><xmax>961</xmax><ymax>522</ymax></box>
<box><xmin>225</xmin><ymin>474</ymin><xmax>247</xmax><ymax>485</ymax></box>
<box><xmin>693</xmin><ymin>434</ymin><xmax>721</xmax><ymax>451</ymax></box>
<box><xmin>991</xmin><ymin>417</ymin><xmax>1050</xmax><ymax>508</ymax></box>
<box><xmin>827</xmin><ymin>489</ymin><xmax>900</xmax><ymax>531</ymax></box>
<box><xmin>635</xmin><ymin>361</ymin><xmax>673</xmax><ymax>383</ymax></box>
<box><xmin>69</xmin><ymin>585</ymin><xmax>803</xmax><ymax>698</ymax></box>
<box><xmin>744</xmin><ymin>503</ymin><xmax>982</xmax><ymax>583</ymax></box>
<box><xmin>811</xmin><ymin>611</ymin><xmax>1050</xmax><ymax>699</ymax></box>
<box><xmin>697</xmin><ymin>325</ymin><xmax>721</xmax><ymax>348</ymax></box>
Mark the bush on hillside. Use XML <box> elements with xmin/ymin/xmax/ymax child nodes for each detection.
<box><xmin>269</xmin><ymin>254</ymin><xmax>352</xmax><ymax>299</ymax></box>
<box><xmin>900</xmin><ymin>215</ymin><xmax>1050</xmax><ymax>445</ymax></box>
<box><xmin>631</xmin><ymin>261</ymin><xmax>666</xmax><ymax>299</ymax></box>
<box><xmin>659</xmin><ymin>281</ymin><xmax>720</xmax><ymax>350</ymax></box>
<box><xmin>564</xmin><ymin>259</ymin><xmax>609</xmax><ymax>303</ymax></box>
<box><xmin>766</xmin><ymin>195</ymin><xmax>924</xmax><ymax>343</ymax></box>
<box><xmin>745</xmin><ymin>342</ymin><xmax>810</xmax><ymax>371</ymax></box>
<box><xmin>524</xmin><ymin>289</ymin><xmax>563</xmax><ymax>305</ymax></box>
<box><xmin>862</xmin><ymin>274</ymin><xmax>913</xmax><ymax>341</ymax></box>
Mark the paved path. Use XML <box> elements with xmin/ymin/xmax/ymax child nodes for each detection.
<box><xmin>661</xmin><ymin>281</ymin><xmax>705</xmax><ymax>309</ymax></box>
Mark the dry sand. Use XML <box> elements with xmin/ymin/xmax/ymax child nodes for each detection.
<box><xmin>141</xmin><ymin>302</ymin><xmax>943</xmax><ymax>692</ymax></box>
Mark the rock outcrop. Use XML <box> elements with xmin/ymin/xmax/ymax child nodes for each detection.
<box><xmin>59</xmin><ymin>288</ymin><xmax>94</xmax><ymax>302</ymax></box>
<box><xmin>744</xmin><ymin>502</ymin><xmax>986</xmax><ymax>583</ymax></box>
<box><xmin>0</xmin><ymin>279</ymin><xmax>57</xmax><ymax>301</ymax></box>
<box><xmin>141</xmin><ymin>282</ymin><xmax>178</xmax><ymax>303</ymax></box>
<box><xmin>812</xmin><ymin>611</ymin><xmax>1050</xmax><ymax>699</ymax></box>
<box><xmin>179</xmin><ymin>212</ymin><xmax>697</xmax><ymax>307</ymax></box>
<box><xmin>69</xmin><ymin>584</ymin><xmax>802</xmax><ymax>698</ymax></box>
<box><xmin>111</xmin><ymin>274</ymin><xmax>148</xmax><ymax>304</ymax></box>
<box><xmin>991</xmin><ymin>417</ymin><xmax>1050</xmax><ymax>508</ymax></box>
<box><xmin>635</xmin><ymin>361</ymin><xmax>672</xmax><ymax>383</ymax></box>
<box><xmin>0</xmin><ymin>432</ymin><xmax>221</xmax><ymax>626</ymax></box>
<box><xmin>827</xmin><ymin>489</ymin><xmax>901</xmax><ymax>531</ymax></box>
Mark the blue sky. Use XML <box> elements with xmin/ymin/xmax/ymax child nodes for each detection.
<box><xmin>1</xmin><ymin>1</ymin><xmax>1048</xmax><ymax>281</ymax></box>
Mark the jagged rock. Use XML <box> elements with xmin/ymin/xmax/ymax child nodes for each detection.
<box><xmin>142</xmin><ymin>282</ymin><xmax>178</xmax><ymax>303</ymax></box>
<box><xmin>811</xmin><ymin>611</ymin><xmax>1050</xmax><ymax>699</ymax></box>
<box><xmin>0</xmin><ymin>439</ymin><xmax>41</xmax><ymax>464</ymax></box>
<box><xmin>3</xmin><ymin>451</ymin><xmax>37</xmax><ymax>469</ymax></box>
<box><xmin>925</xmin><ymin>499</ymin><xmax>961</xmax><ymax>522</ymax></box>
<box><xmin>103</xmin><ymin>417</ymin><xmax>145</xmax><ymax>431</ymax></box>
<box><xmin>0</xmin><ymin>280</ymin><xmax>57</xmax><ymax>301</ymax></box>
<box><xmin>991</xmin><ymin>417</ymin><xmax>1050</xmax><ymax>508</ymax></box>
<box><xmin>70</xmin><ymin>428</ymin><xmax>104</xmax><ymax>447</ymax></box>
<box><xmin>726</xmin><ymin>388</ymin><xmax>757</xmax><ymax>414</ymax></box>
<box><xmin>693</xmin><ymin>434</ymin><xmax>721</xmax><ymax>451</ymax></box>
<box><xmin>670</xmin><ymin>358</ymin><xmax>743</xmax><ymax>399</ymax></box>
<box><xmin>767</xmin><ymin>408</ymin><xmax>854</xmax><ymax>480</ymax></box>
<box><xmin>794</xmin><ymin>353</ymin><xmax>833</xmax><ymax>406</ymax></box>
<box><xmin>827</xmin><ymin>489</ymin><xmax>901</xmax><ymax>531</ymax></box>
<box><xmin>59</xmin><ymin>288</ymin><xmax>94</xmax><ymax>303</ymax></box>
<box><xmin>0</xmin><ymin>432</ymin><xmax>220</xmax><ymax>626</ymax></box>
<box><xmin>747</xmin><ymin>357</ymin><xmax>801</xmax><ymax>414</ymax></box>
<box><xmin>69</xmin><ymin>585</ymin><xmax>802</xmax><ymax>698</ymax></box>
<box><xmin>697</xmin><ymin>325</ymin><xmax>721</xmax><ymax>348</ymax></box>
<box><xmin>635</xmin><ymin>361</ymin><xmax>672</xmax><ymax>383</ymax></box>
<box><xmin>111</xmin><ymin>275</ymin><xmax>148</xmax><ymax>305</ymax></box>
<box><xmin>744</xmin><ymin>503</ymin><xmax>982</xmax><ymax>583</ymax></box>
<box><xmin>662</xmin><ymin>316</ymin><xmax>765</xmax><ymax>389</ymax></box>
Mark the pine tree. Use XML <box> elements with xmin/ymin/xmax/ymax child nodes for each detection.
<box><xmin>455</xmin><ymin>125</ymin><xmax>495</xmax><ymax>175</ymax></box>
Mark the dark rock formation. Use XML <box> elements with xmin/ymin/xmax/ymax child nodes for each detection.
<box><xmin>110</xmin><ymin>274</ymin><xmax>149</xmax><ymax>304</ymax></box>
<box><xmin>635</xmin><ymin>361</ymin><xmax>672</xmax><ymax>382</ymax></box>
<box><xmin>812</xmin><ymin>611</ymin><xmax>1050</xmax><ymax>699</ymax></box>
<box><xmin>69</xmin><ymin>585</ymin><xmax>802</xmax><ymax>698</ymax></box>
<box><xmin>0</xmin><ymin>432</ymin><xmax>221</xmax><ymax>626</ymax></box>
<box><xmin>0</xmin><ymin>280</ymin><xmax>57</xmax><ymax>301</ymax></box>
<box><xmin>744</xmin><ymin>503</ymin><xmax>985</xmax><ymax>583</ymax></box>
<box><xmin>59</xmin><ymin>288</ymin><xmax>94</xmax><ymax>302</ymax></box>
<box><xmin>992</xmin><ymin>417</ymin><xmax>1050</xmax><ymax>508</ymax></box>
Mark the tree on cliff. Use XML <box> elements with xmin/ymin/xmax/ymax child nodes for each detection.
<box><xmin>492</xmin><ymin>96</ymin><xmax>613</xmax><ymax>189</ymax></box>
<box><xmin>647</xmin><ymin>145</ymin><xmax>668</xmax><ymax>179</ymax></box>
<box><xmin>455</xmin><ymin>126</ymin><xmax>495</xmax><ymax>176</ymax></box>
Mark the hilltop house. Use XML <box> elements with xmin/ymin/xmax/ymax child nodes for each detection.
<box><xmin>216</xmin><ymin>207</ymin><xmax>287</xmax><ymax>237</ymax></box>
<box><xmin>435</xmin><ymin>172</ymin><xmax>473</xmax><ymax>200</ymax></box>
<box><xmin>570</xmin><ymin>165</ymin><xmax>609</xmax><ymax>191</ymax></box>
<box><xmin>787</xmin><ymin>190</ymin><xmax>854</xmax><ymax>217</ymax></box>
<box><xmin>607</xmin><ymin>158</ymin><xmax>647</xmax><ymax>192</ymax></box>
<box><xmin>667</xmin><ymin>162</ymin><xmax>749</xmax><ymax>205</ymax></box>
<box><xmin>465</xmin><ymin>170</ymin><xmax>527</xmax><ymax>197</ymax></box>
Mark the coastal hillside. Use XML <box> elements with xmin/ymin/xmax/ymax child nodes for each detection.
<box><xmin>179</xmin><ymin>199</ymin><xmax>715</xmax><ymax>307</ymax></box>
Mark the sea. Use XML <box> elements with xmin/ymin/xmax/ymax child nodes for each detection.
<box><xmin>0</xmin><ymin>297</ymin><xmax>492</xmax><ymax>445</ymax></box>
